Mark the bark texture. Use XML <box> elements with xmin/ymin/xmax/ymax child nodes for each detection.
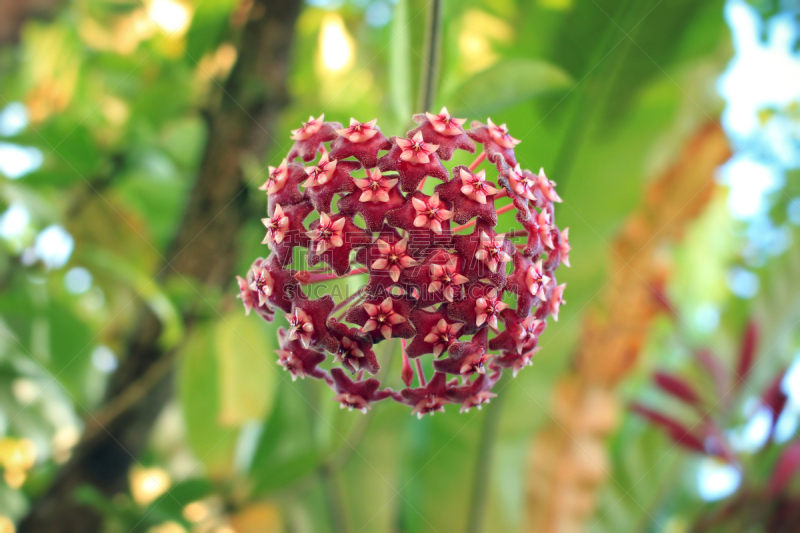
<box><xmin>19</xmin><ymin>1</ymin><xmax>303</xmax><ymax>531</ymax></box>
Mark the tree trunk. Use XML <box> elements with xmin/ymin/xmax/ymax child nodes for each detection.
<box><xmin>19</xmin><ymin>1</ymin><xmax>303</xmax><ymax>531</ymax></box>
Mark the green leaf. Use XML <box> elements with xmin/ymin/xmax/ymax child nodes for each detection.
<box><xmin>213</xmin><ymin>311</ymin><xmax>276</xmax><ymax>427</ymax></box>
<box><xmin>177</xmin><ymin>322</ymin><xmax>237</xmax><ymax>478</ymax></box>
<box><xmin>249</xmin><ymin>380</ymin><xmax>321</xmax><ymax>495</ymax></box>
<box><xmin>447</xmin><ymin>58</ymin><xmax>571</xmax><ymax>116</ymax></box>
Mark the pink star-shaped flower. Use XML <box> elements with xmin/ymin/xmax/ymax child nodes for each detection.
<box><xmin>406</xmin><ymin>308</ymin><xmax>464</xmax><ymax>358</ymax></box>
<box><xmin>353</xmin><ymin>169</ymin><xmax>398</xmax><ymax>203</ymax></box>
<box><xmin>306</xmin><ymin>213</ymin><xmax>371</xmax><ymax>276</ymax></box>
<box><xmin>328</xmin><ymin>368</ymin><xmax>392</xmax><ymax>413</ymax></box>
<box><xmin>407</xmin><ymin>107</ymin><xmax>475</xmax><ymax>161</ymax></box>
<box><xmin>236</xmin><ymin>273</ymin><xmax>274</xmax><ymax>322</ymax></box>
<box><xmin>458</xmin><ymin>168</ymin><xmax>498</xmax><ymax>205</ymax></box>
<box><xmin>396</xmin><ymin>248</ymin><xmax>466</xmax><ymax>305</ymax></box>
<box><xmin>548</xmin><ymin>282</ymin><xmax>566</xmax><ymax>321</ymax></box>
<box><xmin>345</xmin><ymin>296</ymin><xmax>415</xmax><ymax>343</ymax></box>
<box><xmin>433</xmin><ymin>327</ymin><xmax>491</xmax><ymax>377</ymax></box>
<box><xmin>284</xmin><ymin>307</ymin><xmax>315</xmax><ymax>348</ymax></box>
<box><xmin>446</xmin><ymin>282</ymin><xmax>508</xmax><ymax>334</ymax></box>
<box><xmin>261</xmin><ymin>204</ymin><xmax>289</xmax><ymax>245</ymax></box>
<box><xmin>328</xmin><ymin>320</ymin><xmax>380</xmax><ymax>375</ymax></box>
<box><xmin>434</xmin><ymin>166</ymin><xmax>499</xmax><ymax>225</ymax></box>
<box><xmin>396</xmin><ymin>131</ymin><xmax>439</xmax><ymax>164</ymax></box>
<box><xmin>248</xmin><ymin>262</ymin><xmax>274</xmax><ymax>307</ymax></box>
<box><xmin>536</xmin><ymin>209</ymin><xmax>555</xmax><ymax>249</ymax></box>
<box><xmin>536</xmin><ymin>168</ymin><xmax>562</xmax><ymax>203</ymax></box>
<box><xmin>410</xmin><ymin>192</ymin><xmax>453</xmax><ymax>235</ymax></box>
<box><xmin>558</xmin><ymin>227</ymin><xmax>571</xmax><ymax>268</ymax></box>
<box><xmin>330</xmin><ymin>119</ymin><xmax>392</xmax><ymax>169</ymax></box>
<box><xmin>262</xmin><ymin>201</ymin><xmax>314</xmax><ymax>266</ymax></box>
<box><xmin>495</xmin><ymin>346</ymin><xmax>541</xmax><ymax>377</ymax></box>
<box><xmin>475</xmin><ymin>288</ymin><xmax>509</xmax><ymax>330</ymax></box>
<box><xmin>337</xmin><ymin>170</ymin><xmax>405</xmax><ymax>232</ymax></box>
<box><xmin>259</xmin><ymin>159</ymin><xmax>308</xmax><ymax>214</ymax></box>
<box><xmin>370</xmin><ymin>237</ymin><xmax>419</xmax><ymax>283</ymax></box>
<box><xmin>504</xmin><ymin>252</ymin><xmax>547</xmax><ymax>317</ymax></box>
<box><xmin>447</xmin><ymin>371</ymin><xmax>500</xmax><ymax>413</ymax></box>
<box><xmin>525</xmin><ymin>259</ymin><xmax>550</xmax><ymax>300</ymax></box>
<box><xmin>287</xmin><ymin>295</ymin><xmax>338</xmax><ymax>352</ymax></box>
<box><xmin>301</xmin><ymin>154</ymin><xmax>361</xmax><ymax>213</ymax></box>
<box><xmin>377</xmin><ymin>136</ymin><xmax>450</xmax><ymax>192</ymax></box>
<box><xmin>466</xmin><ymin>119</ymin><xmax>520</xmax><ymax>167</ymax></box>
<box><xmin>336</xmin><ymin>118</ymin><xmax>379</xmax><ymax>143</ymax></box>
<box><xmin>393</xmin><ymin>371</ymin><xmax>451</xmax><ymax>418</ymax></box>
<box><xmin>489</xmin><ymin>308</ymin><xmax>546</xmax><ymax>356</ymax></box>
<box><xmin>474</xmin><ymin>231</ymin><xmax>513</xmax><ymax>274</ymax></box>
<box><xmin>452</xmin><ymin>222</ymin><xmax>515</xmax><ymax>287</ymax></box>
<box><xmin>275</xmin><ymin>336</ymin><xmax>326</xmax><ymax>381</ymax></box>
<box><xmin>288</xmin><ymin>114</ymin><xmax>342</xmax><ymax>162</ymax></box>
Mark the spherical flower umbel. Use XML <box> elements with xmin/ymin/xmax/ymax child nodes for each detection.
<box><xmin>237</xmin><ymin>111</ymin><xmax>570</xmax><ymax>417</ymax></box>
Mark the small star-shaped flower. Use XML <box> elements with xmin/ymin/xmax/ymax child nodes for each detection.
<box><xmin>345</xmin><ymin>295</ymin><xmax>416</xmax><ymax>343</ymax></box>
<box><xmin>466</xmin><ymin>118</ymin><xmax>520</xmax><ymax>167</ymax></box>
<box><xmin>504</xmin><ymin>252</ymin><xmax>549</xmax><ymax>317</ymax></box>
<box><xmin>536</xmin><ymin>168</ymin><xmax>562</xmax><ymax>203</ymax></box>
<box><xmin>306</xmin><ymin>213</ymin><xmax>371</xmax><ymax>276</ymax></box>
<box><xmin>393</xmin><ymin>371</ymin><xmax>452</xmax><ymax>418</ymax></box>
<box><xmin>378</xmin><ymin>135</ymin><xmax>450</xmax><ymax>192</ymax></box>
<box><xmin>261</xmin><ymin>201</ymin><xmax>315</xmax><ymax>266</ymax></box>
<box><xmin>494</xmin><ymin>346</ymin><xmax>541</xmax><ymax>377</ymax></box>
<box><xmin>558</xmin><ymin>227</ymin><xmax>571</xmax><ymax>267</ymax></box>
<box><xmin>434</xmin><ymin>166</ymin><xmax>498</xmax><ymax>225</ymax></box>
<box><xmin>259</xmin><ymin>159</ymin><xmax>308</xmax><ymax>214</ymax></box>
<box><xmin>489</xmin><ymin>308</ymin><xmax>546</xmax><ymax>354</ymax></box>
<box><xmin>433</xmin><ymin>327</ymin><xmax>491</xmax><ymax>377</ymax></box>
<box><xmin>370</xmin><ymin>236</ymin><xmax>419</xmax><ymax>283</ymax></box>
<box><xmin>286</xmin><ymin>295</ymin><xmax>338</xmax><ymax>352</ymax></box>
<box><xmin>402</xmin><ymin>248</ymin><xmax>469</xmax><ymax>305</ymax></box>
<box><xmin>405</xmin><ymin>308</ymin><xmax>464</xmax><ymax>358</ymax></box>
<box><xmin>302</xmin><ymin>154</ymin><xmax>362</xmax><ymax>213</ymax></box>
<box><xmin>386</xmin><ymin>192</ymin><xmax>454</xmax><ymax>253</ymax></box>
<box><xmin>496</xmin><ymin>163</ymin><xmax>536</xmax><ymax>220</ymax></box>
<box><xmin>238</xmin><ymin>255</ymin><xmax>302</xmax><ymax>317</ymax></box>
<box><xmin>330</xmin><ymin>118</ymin><xmax>392</xmax><ymax>169</ymax></box>
<box><xmin>547</xmin><ymin>282</ymin><xmax>566</xmax><ymax>321</ymax></box>
<box><xmin>236</xmin><ymin>274</ymin><xmax>275</xmax><ymax>322</ymax></box>
<box><xmin>453</xmin><ymin>222</ymin><xmax>515</xmax><ymax>288</ymax></box>
<box><xmin>328</xmin><ymin>320</ymin><xmax>380</xmax><ymax>375</ymax></box>
<box><xmin>275</xmin><ymin>334</ymin><xmax>327</xmax><ymax>381</ymax></box>
<box><xmin>447</xmin><ymin>371</ymin><xmax>500</xmax><ymax>413</ymax></box>
<box><xmin>288</xmin><ymin>114</ymin><xmax>342</xmax><ymax>162</ymax></box>
<box><xmin>328</xmin><ymin>368</ymin><xmax>392</xmax><ymax>413</ymax></box>
<box><xmin>408</xmin><ymin>107</ymin><xmax>475</xmax><ymax>161</ymax></box>
<box><xmin>261</xmin><ymin>204</ymin><xmax>289</xmax><ymax>245</ymax></box>
<box><xmin>445</xmin><ymin>282</ymin><xmax>508</xmax><ymax>335</ymax></box>
<box><xmin>337</xmin><ymin>169</ymin><xmax>405</xmax><ymax>232</ymax></box>
<box><xmin>536</xmin><ymin>209</ymin><xmax>555</xmax><ymax>249</ymax></box>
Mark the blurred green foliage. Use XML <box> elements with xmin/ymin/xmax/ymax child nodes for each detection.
<box><xmin>0</xmin><ymin>0</ymin><xmax>798</xmax><ymax>531</ymax></box>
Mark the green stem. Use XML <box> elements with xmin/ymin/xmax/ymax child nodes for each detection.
<box><xmin>320</xmin><ymin>464</ymin><xmax>349</xmax><ymax>533</ymax></box>
<box><xmin>466</xmin><ymin>390</ymin><xmax>507</xmax><ymax>533</ymax></box>
<box><xmin>418</xmin><ymin>0</ymin><xmax>444</xmax><ymax>113</ymax></box>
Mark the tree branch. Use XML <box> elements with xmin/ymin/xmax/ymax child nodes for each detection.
<box><xmin>19</xmin><ymin>1</ymin><xmax>304</xmax><ymax>531</ymax></box>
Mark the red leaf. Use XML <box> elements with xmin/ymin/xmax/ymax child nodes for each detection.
<box><xmin>768</xmin><ymin>442</ymin><xmax>800</xmax><ymax>496</ymax></box>
<box><xmin>695</xmin><ymin>348</ymin><xmax>728</xmax><ymax>395</ymax></box>
<box><xmin>631</xmin><ymin>403</ymin><xmax>707</xmax><ymax>455</ymax></box>
<box><xmin>654</xmin><ymin>371</ymin><xmax>701</xmax><ymax>406</ymax></box>
<box><xmin>762</xmin><ymin>368</ymin><xmax>788</xmax><ymax>437</ymax></box>
<box><xmin>736</xmin><ymin>320</ymin><xmax>758</xmax><ymax>387</ymax></box>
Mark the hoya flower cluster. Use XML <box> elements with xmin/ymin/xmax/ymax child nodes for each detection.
<box><xmin>237</xmin><ymin>110</ymin><xmax>570</xmax><ymax>417</ymax></box>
